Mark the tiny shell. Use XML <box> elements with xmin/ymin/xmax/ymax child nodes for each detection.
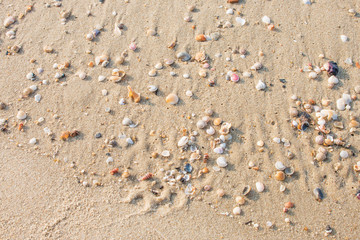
<box><xmin>17</xmin><ymin>110</ymin><xmax>27</xmax><ymax>120</ymax></box>
<box><xmin>161</xmin><ymin>150</ymin><xmax>170</xmax><ymax>157</ymax></box>
<box><xmin>315</xmin><ymin>135</ymin><xmax>324</xmax><ymax>145</ymax></box>
<box><xmin>257</xmin><ymin>140</ymin><xmax>264</xmax><ymax>147</ymax></box>
<box><xmin>275</xmin><ymin>161</ymin><xmax>286</xmax><ymax>171</ymax></box>
<box><xmin>235</xmin><ymin>196</ymin><xmax>246</xmax><ymax>205</ymax></box>
<box><xmin>284</xmin><ymin>202</ymin><xmax>294</xmax><ymax>208</ymax></box>
<box><xmin>148</xmin><ymin>85</ymin><xmax>158</xmax><ymax>93</ymax></box>
<box><xmin>129</xmin><ymin>42</ymin><xmax>137</xmax><ymax>51</ymax></box>
<box><xmin>235</xmin><ymin>17</ymin><xmax>246</xmax><ymax>26</ymax></box>
<box><xmin>219</xmin><ymin>122</ymin><xmax>231</xmax><ymax>135</ymax></box>
<box><xmin>289</xmin><ymin>107</ymin><xmax>298</xmax><ymax>117</ymax></box>
<box><xmin>315</xmin><ymin>152</ymin><xmax>326</xmax><ymax>161</ymax></box>
<box><xmin>233</xmin><ymin>207</ymin><xmax>241</xmax><ymax>215</ymax></box>
<box><xmin>340</xmin><ymin>35</ymin><xmax>348</xmax><ymax>42</ymax></box>
<box><xmin>178</xmin><ymin>136</ymin><xmax>189</xmax><ymax>147</ymax></box>
<box><xmin>122</xmin><ymin>117</ymin><xmax>132</xmax><ymax>126</ymax></box>
<box><xmin>4</xmin><ymin>16</ymin><xmax>15</xmax><ymax>28</ymax></box>
<box><xmin>217</xmin><ymin>189</ymin><xmax>225</xmax><ymax>197</ymax></box>
<box><xmin>251</xmin><ymin>62</ymin><xmax>263</xmax><ymax>70</ymax></box>
<box><xmin>216</xmin><ymin>157</ymin><xmax>227</xmax><ymax>167</ymax></box>
<box><xmin>127</xmin><ymin>86</ymin><xmax>141</xmax><ymax>103</ymax></box>
<box><xmin>280</xmin><ymin>185</ymin><xmax>286</xmax><ymax>192</ymax></box>
<box><xmin>231</xmin><ymin>73</ymin><xmax>239</xmax><ymax>82</ymax></box>
<box><xmin>165</xmin><ymin>93</ymin><xmax>179</xmax><ymax>105</ymax></box>
<box><xmin>309</xmin><ymin>72</ymin><xmax>317</xmax><ymax>79</ymax></box>
<box><xmin>43</xmin><ymin>46</ymin><xmax>53</xmax><ymax>53</ymax></box>
<box><xmin>155</xmin><ymin>63</ymin><xmax>163</xmax><ymax>70</ymax></box>
<box><xmin>78</xmin><ymin>72</ymin><xmax>86</xmax><ymax>80</ymax></box>
<box><xmin>256</xmin><ymin>182</ymin><xmax>264</xmax><ymax>192</ymax></box>
<box><xmin>284</xmin><ymin>167</ymin><xmax>294</xmax><ymax>176</ymax></box>
<box><xmin>164</xmin><ymin>59</ymin><xmax>175</xmax><ymax>66</ymax></box>
<box><xmin>197</xmin><ymin>120</ymin><xmax>206</xmax><ymax>129</ymax></box>
<box><xmin>176</xmin><ymin>52</ymin><xmax>191</xmax><ymax>61</ymax></box>
<box><xmin>148</xmin><ymin>69</ymin><xmax>157</xmax><ymax>77</ymax></box>
<box><xmin>340</xmin><ymin>150</ymin><xmax>349</xmax><ymax>159</ymax></box>
<box><xmin>262</xmin><ymin>16</ymin><xmax>271</xmax><ymax>25</ymax></box>
<box><xmin>213</xmin><ymin>147</ymin><xmax>224</xmax><ymax>154</ymax></box>
<box><xmin>195</xmin><ymin>34</ymin><xmax>206</xmax><ymax>42</ymax></box>
<box><xmin>256</xmin><ymin>80</ymin><xmax>266</xmax><ymax>91</ymax></box>
<box><xmin>198</xmin><ymin>69</ymin><xmax>207</xmax><ymax>78</ymax></box>
<box><xmin>336</xmin><ymin>98</ymin><xmax>346</xmax><ymax>111</ymax></box>
<box><xmin>86</xmin><ymin>33</ymin><xmax>94</xmax><ymax>41</ymax></box>
<box><xmin>206</xmin><ymin>126</ymin><xmax>215</xmax><ymax>135</ymax></box>
<box><xmin>313</xmin><ymin>187</ymin><xmax>324</xmax><ymax>201</ymax></box>
<box><xmin>275</xmin><ymin>171</ymin><xmax>285</xmax><ymax>181</ymax></box>
<box><xmin>242</xmin><ymin>185</ymin><xmax>251</xmax><ymax>196</ymax></box>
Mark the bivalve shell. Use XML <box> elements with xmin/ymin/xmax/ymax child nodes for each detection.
<box><xmin>17</xmin><ymin>110</ymin><xmax>27</xmax><ymax>120</ymax></box>
<box><xmin>275</xmin><ymin>171</ymin><xmax>285</xmax><ymax>181</ymax></box>
<box><xmin>165</xmin><ymin>93</ymin><xmax>179</xmax><ymax>105</ymax></box>
<box><xmin>178</xmin><ymin>136</ymin><xmax>189</xmax><ymax>147</ymax></box>
<box><xmin>256</xmin><ymin>182</ymin><xmax>265</xmax><ymax>192</ymax></box>
<box><xmin>216</xmin><ymin>157</ymin><xmax>227</xmax><ymax>167</ymax></box>
<box><xmin>275</xmin><ymin>161</ymin><xmax>286</xmax><ymax>171</ymax></box>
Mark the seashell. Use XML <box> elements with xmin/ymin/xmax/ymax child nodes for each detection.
<box><xmin>95</xmin><ymin>55</ymin><xmax>109</xmax><ymax>65</ymax></box>
<box><xmin>235</xmin><ymin>196</ymin><xmax>245</xmax><ymax>205</ymax></box>
<box><xmin>165</xmin><ymin>93</ymin><xmax>179</xmax><ymax>105</ymax></box>
<box><xmin>17</xmin><ymin>110</ymin><xmax>27</xmax><ymax>120</ymax></box>
<box><xmin>336</xmin><ymin>98</ymin><xmax>346</xmax><ymax>111</ymax></box>
<box><xmin>257</xmin><ymin>140</ymin><xmax>265</xmax><ymax>147</ymax></box>
<box><xmin>333</xmin><ymin>121</ymin><xmax>344</xmax><ymax>129</ymax></box>
<box><xmin>262</xmin><ymin>16</ymin><xmax>271</xmax><ymax>25</ymax></box>
<box><xmin>43</xmin><ymin>46</ymin><xmax>53</xmax><ymax>53</ymax></box>
<box><xmin>315</xmin><ymin>135</ymin><xmax>324</xmax><ymax>145</ymax></box>
<box><xmin>289</xmin><ymin>107</ymin><xmax>298</xmax><ymax>117</ymax></box>
<box><xmin>242</xmin><ymin>71</ymin><xmax>252</xmax><ymax>78</ymax></box>
<box><xmin>228</xmin><ymin>0</ymin><xmax>239</xmax><ymax>3</ymax></box>
<box><xmin>197</xmin><ymin>120</ymin><xmax>206</xmax><ymax>129</ymax></box>
<box><xmin>78</xmin><ymin>72</ymin><xmax>86</xmax><ymax>80</ymax></box>
<box><xmin>353</xmin><ymin>164</ymin><xmax>360</xmax><ymax>172</ymax></box>
<box><xmin>129</xmin><ymin>42</ymin><xmax>137</xmax><ymax>51</ymax></box>
<box><xmin>256</xmin><ymin>182</ymin><xmax>265</xmax><ymax>192</ymax></box>
<box><xmin>216</xmin><ymin>157</ymin><xmax>227</xmax><ymax>167</ymax></box>
<box><xmin>164</xmin><ymin>59</ymin><xmax>174</xmax><ymax>66</ymax></box>
<box><xmin>22</xmin><ymin>87</ymin><xmax>34</xmax><ymax>98</ymax></box>
<box><xmin>86</xmin><ymin>33</ymin><xmax>94</xmax><ymax>41</ymax></box>
<box><xmin>349</xmin><ymin>120</ymin><xmax>359</xmax><ymax>128</ymax></box>
<box><xmin>122</xmin><ymin>117</ymin><xmax>132</xmax><ymax>126</ymax></box>
<box><xmin>206</xmin><ymin>126</ymin><xmax>215</xmax><ymax>135</ymax></box>
<box><xmin>6</xmin><ymin>30</ymin><xmax>16</xmax><ymax>39</ymax></box>
<box><xmin>148</xmin><ymin>69</ymin><xmax>157</xmax><ymax>77</ymax></box>
<box><xmin>148</xmin><ymin>85</ymin><xmax>158</xmax><ymax>93</ymax></box>
<box><xmin>233</xmin><ymin>207</ymin><xmax>241</xmax><ymax>215</ymax></box>
<box><xmin>176</xmin><ymin>51</ymin><xmax>191</xmax><ymax>62</ymax></box>
<box><xmin>26</xmin><ymin>72</ymin><xmax>36</xmax><ymax>81</ymax></box>
<box><xmin>155</xmin><ymin>63</ymin><xmax>163</xmax><ymax>70</ymax></box>
<box><xmin>183</xmin><ymin>14</ymin><xmax>192</xmax><ymax>22</ymax></box>
<box><xmin>280</xmin><ymin>185</ymin><xmax>286</xmax><ymax>192</ymax></box>
<box><xmin>217</xmin><ymin>189</ymin><xmax>225</xmax><ymax>197</ymax></box>
<box><xmin>236</xmin><ymin>17</ymin><xmax>246</xmax><ymax>26</ymax></box>
<box><xmin>328</xmin><ymin>76</ymin><xmax>339</xmax><ymax>86</ymax></box>
<box><xmin>251</xmin><ymin>62</ymin><xmax>263</xmax><ymax>70</ymax></box>
<box><xmin>324</xmin><ymin>61</ymin><xmax>339</xmax><ymax>76</ymax></box>
<box><xmin>315</xmin><ymin>152</ymin><xmax>326</xmax><ymax>161</ymax></box>
<box><xmin>4</xmin><ymin>16</ymin><xmax>15</xmax><ymax>28</ymax></box>
<box><xmin>0</xmin><ymin>102</ymin><xmax>6</xmax><ymax>110</ymax></box>
<box><xmin>196</xmin><ymin>52</ymin><xmax>206</xmax><ymax>63</ymax></box>
<box><xmin>213</xmin><ymin>147</ymin><xmax>224</xmax><ymax>154</ymax></box>
<box><xmin>186</xmin><ymin>90</ymin><xmax>193</xmax><ymax>97</ymax></box>
<box><xmin>284</xmin><ymin>202</ymin><xmax>294</xmax><ymax>208</ymax></box>
<box><xmin>256</xmin><ymin>80</ymin><xmax>266</xmax><ymax>90</ymax></box>
<box><xmin>287</xmin><ymin>151</ymin><xmax>295</xmax><ymax>159</ymax></box>
<box><xmin>340</xmin><ymin>150</ymin><xmax>349</xmax><ymax>159</ymax></box>
<box><xmin>210</xmin><ymin>32</ymin><xmax>220</xmax><ymax>41</ymax></box>
<box><xmin>29</xmin><ymin>138</ymin><xmax>37</xmax><ymax>145</ymax></box>
<box><xmin>198</xmin><ymin>69</ymin><xmax>207</xmax><ymax>78</ymax></box>
<box><xmin>340</xmin><ymin>35</ymin><xmax>348</xmax><ymax>42</ymax></box>
<box><xmin>139</xmin><ymin>173</ymin><xmax>153</xmax><ymax>181</ymax></box>
<box><xmin>226</xmin><ymin>9</ymin><xmax>234</xmax><ymax>15</ymax></box>
<box><xmin>178</xmin><ymin>136</ymin><xmax>189</xmax><ymax>147</ymax></box>
<box><xmin>313</xmin><ymin>187</ymin><xmax>324</xmax><ymax>201</ymax></box>
<box><xmin>284</xmin><ymin>167</ymin><xmax>295</xmax><ymax>176</ymax></box>
<box><xmin>308</xmin><ymin>72</ymin><xmax>317</xmax><ymax>79</ymax></box>
<box><xmin>146</xmin><ymin>29</ymin><xmax>156</xmax><ymax>36</ymax></box>
<box><xmin>275</xmin><ymin>171</ymin><xmax>285</xmax><ymax>181</ymax></box>
<box><xmin>195</xmin><ymin>34</ymin><xmax>207</xmax><ymax>42</ymax></box>
<box><xmin>219</xmin><ymin>122</ymin><xmax>231</xmax><ymax>135</ymax></box>
<box><xmin>275</xmin><ymin>161</ymin><xmax>286</xmax><ymax>171</ymax></box>
<box><xmin>115</xmin><ymin>56</ymin><xmax>125</xmax><ymax>65</ymax></box>
<box><xmin>355</xmin><ymin>85</ymin><xmax>360</xmax><ymax>94</ymax></box>
<box><xmin>127</xmin><ymin>86</ymin><xmax>141</xmax><ymax>103</ymax></box>
<box><xmin>60</xmin><ymin>10</ymin><xmax>71</xmax><ymax>19</ymax></box>
<box><xmin>231</xmin><ymin>73</ymin><xmax>239</xmax><ymax>82</ymax></box>
<box><xmin>242</xmin><ymin>185</ymin><xmax>251</xmax><ymax>196</ymax></box>
<box><xmin>34</xmin><ymin>94</ymin><xmax>41</xmax><ymax>103</ymax></box>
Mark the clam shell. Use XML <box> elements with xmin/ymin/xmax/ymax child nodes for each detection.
<box><xmin>165</xmin><ymin>93</ymin><xmax>179</xmax><ymax>105</ymax></box>
<box><xmin>4</xmin><ymin>16</ymin><xmax>15</xmax><ymax>28</ymax></box>
<box><xmin>148</xmin><ymin>69</ymin><xmax>157</xmax><ymax>77</ymax></box>
<box><xmin>256</xmin><ymin>80</ymin><xmax>266</xmax><ymax>90</ymax></box>
<box><xmin>275</xmin><ymin>171</ymin><xmax>285</xmax><ymax>181</ymax></box>
<box><xmin>275</xmin><ymin>161</ymin><xmax>286</xmax><ymax>171</ymax></box>
<box><xmin>233</xmin><ymin>207</ymin><xmax>241</xmax><ymax>215</ymax></box>
<box><xmin>177</xmin><ymin>136</ymin><xmax>189</xmax><ymax>147</ymax></box>
<box><xmin>242</xmin><ymin>185</ymin><xmax>251</xmax><ymax>196</ymax></box>
<box><xmin>196</xmin><ymin>120</ymin><xmax>206</xmax><ymax>129</ymax></box>
<box><xmin>256</xmin><ymin>182</ymin><xmax>265</xmax><ymax>192</ymax></box>
<box><xmin>122</xmin><ymin>117</ymin><xmax>132</xmax><ymax>126</ymax></box>
<box><xmin>176</xmin><ymin>51</ymin><xmax>191</xmax><ymax>61</ymax></box>
<box><xmin>206</xmin><ymin>126</ymin><xmax>215</xmax><ymax>135</ymax></box>
<box><xmin>17</xmin><ymin>110</ymin><xmax>27</xmax><ymax>120</ymax></box>
<box><xmin>284</xmin><ymin>167</ymin><xmax>295</xmax><ymax>176</ymax></box>
<box><xmin>235</xmin><ymin>196</ymin><xmax>246</xmax><ymax>205</ymax></box>
<box><xmin>313</xmin><ymin>187</ymin><xmax>324</xmax><ymax>201</ymax></box>
<box><xmin>216</xmin><ymin>157</ymin><xmax>227</xmax><ymax>167</ymax></box>
<box><xmin>219</xmin><ymin>122</ymin><xmax>231</xmax><ymax>135</ymax></box>
<box><xmin>164</xmin><ymin>59</ymin><xmax>174</xmax><ymax>66</ymax></box>
<box><xmin>148</xmin><ymin>85</ymin><xmax>158</xmax><ymax>93</ymax></box>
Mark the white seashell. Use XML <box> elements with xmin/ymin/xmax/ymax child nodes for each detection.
<box><xmin>161</xmin><ymin>150</ymin><xmax>170</xmax><ymax>157</ymax></box>
<box><xmin>148</xmin><ymin>69</ymin><xmax>157</xmax><ymax>77</ymax></box>
<box><xmin>106</xmin><ymin>157</ymin><xmax>114</xmax><ymax>164</ymax></box>
<box><xmin>78</xmin><ymin>72</ymin><xmax>86</xmax><ymax>80</ymax></box>
<box><xmin>6</xmin><ymin>30</ymin><xmax>16</xmax><ymax>39</ymax></box>
<box><xmin>34</xmin><ymin>94</ymin><xmax>41</xmax><ymax>103</ymax></box>
<box><xmin>256</xmin><ymin>182</ymin><xmax>265</xmax><ymax>192</ymax></box>
<box><xmin>177</xmin><ymin>136</ymin><xmax>189</xmax><ymax>147</ymax></box>
<box><xmin>242</xmin><ymin>71</ymin><xmax>252</xmax><ymax>78</ymax></box>
<box><xmin>155</xmin><ymin>63</ymin><xmax>163</xmax><ymax>70</ymax></box>
<box><xmin>101</xmin><ymin>89</ymin><xmax>108</xmax><ymax>96</ymax></box>
<box><xmin>340</xmin><ymin>35</ymin><xmax>348</xmax><ymax>42</ymax></box>
<box><xmin>38</xmin><ymin>117</ymin><xmax>45</xmax><ymax>123</ymax></box>
<box><xmin>344</xmin><ymin>58</ymin><xmax>353</xmax><ymax>65</ymax></box>
<box><xmin>170</xmin><ymin>72</ymin><xmax>176</xmax><ymax>76</ymax></box>
<box><xmin>198</xmin><ymin>69</ymin><xmax>207</xmax><ymax>78</ymax></box>
<box><xmin>165</xmin><ymin>93</ymin><xmax>179</xmax><ymax>105</ymax></box>
<box><xmin>275</xmin><ymin>161</ymin><xmax>286</xmax><ymax>170</ymax></box>
<box><xmin>314</xmin><ymin>66</ymin><xmax>321</xmax><ymax>74</ymax></box>
<box><xmin>342</xmin><ymin>93</ymin><xmax>352</xmax><ymax>104</ymax></box>
<box><xmin>262</xmin><ymin>16</ymin><xmax>271</xmax><ymax>25</ymax></box>
<box><xmin>86</xmin><ymin>33</ymin><xmax>94</xmax><ymax>41</ymax></box>
<box><xmin>126</xmin><ymin>138</ymin><xmax>134</xmax><ymax>145</ymax></box>
<box><xmin>119</xmin><ymin>98</ymin><xmax>126</xmax><ymax>105</ymax></box>
<box><xmin>257</xmin><ymin>140</ymin><xmax>265</xmax><ymax>147</ymax></box>
<box><xmin>206</xmin><ymin>126</ymin><xmax>215</xmax><ymax>135</ymax></box>
<box><xmin>164</xmin><ymin>59</ymin><xmax>175</xmax><ymax>66</ymax></box>
<box><xmin>4</xmin><ymin>16</ymin><xmax>15</xmax><ymax>28</ymax></box>
<box><xmin>233</xmin><ymin>207</ymin><xmax>241</xmax><ymax>215</ymax></box>
<box><xmin>273</xmin><ymin>137</ymin><xmax>281</xmax><ymax>143</ymax></box>
<box><xmin>176</xmin><ymin>52</ymin><xmax>191</xmax><ymax>61</ymax></box>
<box><xmin>303</xmin><ymin>0</ymin><xmax>311</xmax><ymax>4</ymax></box>
<box><xmin>186</xmin><ymin>90</ymin><xmax>193</xmax><ymax>97</ymax></box>
<box><xmin>17</xmin><ymin>110</ymin><xmax>27</xmax><ymax>120</ymax></box>
<box><xmin>255</xmin><ymin>80</ymin><xmax>266</xmax><ymax>91</ymax></box>
<box><xmin>328</xmin><ymin>76</ymin><xmax>339</xmax><ymax>85</ymax></box>
<box><xmin>226</xmin><ymin>9</ymin><xmax>234</xmax><ymax>15</ymax></box>
<box><xmin>336</xmin><ymin>98</ymin><xmax>346</xmax><ymax>111</ymax></box>
<box><xmin>122</xmin><ymin>117</ymin><xmax>132</xmax><ymax>126</ymax></box>
<box><xmin>29</xmin><ymin>85</ymin><xmax>37</xmax><ymax>91</ymax></box>
<box><xmin>197</xmin><ymin>120</ymin><xmax>206</xmax><ymax>129</ymax></box>
<box><xmin>148</xmin><ymin>85</ymin><xmax>158</xmax><ymax>92</ymax></box>
<box><xmin>216</xmin><ymin>157</ymin><xmax>227</xmax><ymax>167</ymax></box>
<box><xmin>29</xmin><ymin>138</ymin><xmax>37</xmax><ymax>145</ymax></box>
<box><xmin>26</xmin><ymin>72</ymin><xmax>36</xmax><ymax>81</ymax></box>
<box><xmin>235</xmin><ymin>17</ymin><xmax>246</xmax><ymax>26</ymax></box>
<box><xmin>251</xmin><ymin>62</ymin><xmax>263</xmax><ymax>70</ymax></box>
<box><xmin>315</xmin><ymin>135</ymin><xmax>324</xmax><ymax>145</ymax></box>
<box><xmin>280</xmin><ymin>185</ymin><xmax>286</xmax><ymax>192</ymax></box>
<box><xmin>183</xmin><ymin>73</ymin><xmax>190</xmax><ymax>79</ymax></box>
<box><xmin>213</xmin><ymin>147</ymin><xmax>224</xmax><ymax>154</ymax></box>
<box><xmin>340</xmin><ymin>150</ymin><xmax>349</xmax><ymax>159</ymax></box>
<box><xmin>308</xmin><ymin>72</ymin><xmax>317</xmax><ymax>79</ymax></box>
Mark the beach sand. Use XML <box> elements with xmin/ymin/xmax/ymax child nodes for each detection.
<box><xmin>1</xmin><ymin>0</ymin><xmax>360</xmax><ymax>239</ymax></box>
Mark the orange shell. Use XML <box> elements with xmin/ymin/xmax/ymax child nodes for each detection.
<box><xmin>195</xmin><ymin>34</ymin><xmax>207</xmax><ymax>42</ymax></box>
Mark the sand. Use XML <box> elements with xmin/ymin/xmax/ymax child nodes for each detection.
<box><xmin>1</xmin><ymin>0</ymin><xmax>360</xmax><ymax>239</ymax></box>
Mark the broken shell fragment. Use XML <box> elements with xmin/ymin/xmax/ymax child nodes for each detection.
<box><xmin>219</xmin><ymin>122</ymin><xmax>231</xmax><ymax>135</ymax></box>
<box><xmin>165</xmin><ymin>93</ymin><xmax>179</xmax><ymax>105</ymax></box>
<box><xmin>127</xmin><ymin>86</ymin><xmax>141</xmax><ymax>103</ymax></box>
<box><xmin>178</xmin><ymin>136</ymin><xmax>189</xmax><ymax>147</ymax></box>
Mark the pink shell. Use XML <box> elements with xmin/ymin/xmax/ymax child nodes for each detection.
<box><xmin>202</xmin><ymin>63</ymin><xmax>210</xmax><ymax>69</ymax></box>
<box><xmin>231</xmin><ymin>73</ymin><xmax>239</xmax><ymax>82</ymax></box>
<box><xmin>129</xmin><ymin>42</ymin><xmax>137</xmax><ymax>51</ymax></box>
